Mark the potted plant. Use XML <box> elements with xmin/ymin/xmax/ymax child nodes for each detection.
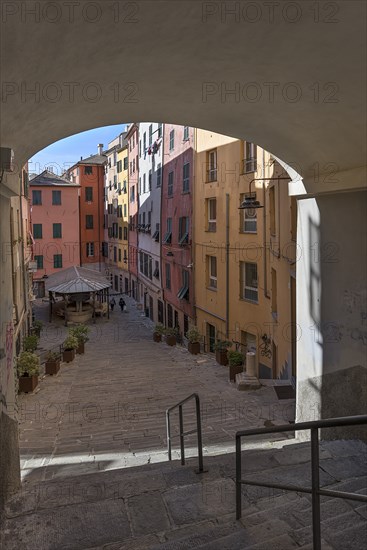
<box><xmin>62</xmin><ymin>335</ymin><xmax>78</xmax><ymax>363</ymax></box>
<box><xmin>153</xmin><ymin>323</ymin><xmax>165</xmax><ymax>343</ymax></box>
<box><xmin>186</xmin><ymin>326</ymin><xmax>201</xmax><ymax>355</ymax></box>
<box><xmin>214</xmin><ymin>340</ymin><xmax>232</xmax><ymax>366</ymax></box>
<box><xmin>165</xmin><ymin>327</ymin><xmax>179</xmax><ymax>347</ymax></box>
<box><xmin>69</xmin><ymin>325</ymin><xmax>89</xmax><ymax>354</ymax></box>
<box><xmin>32</xmin><ymin>320</ymin><xmax>43</xmax><ymax>338</ymax></box>
<box><xmin>17</xmin><ymin>351</ymin><xmax>40</xmax><ymax>393</ymax></box>
<box><xmin>228</xmin><ymin>350</ymin><xmax>244</xmax><ymax>381</ymax></box>
<box><xmin>45</xmin><ymin>350</ymin><xmax>61</xmax><ymax>375</ymax></box>
<box><xmin>23</xmin><ymin>334</ymin><xmax>39</xmax><ymax>352</ymax></box>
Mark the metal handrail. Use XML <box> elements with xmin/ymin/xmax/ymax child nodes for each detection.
<box><xmin>236</xmin><ymin>414</ymin><xmax>367</xmax><ymax>550</ymax></box>
<box><xmin>166</xmin><ymin>393</ymin><xmax>205</xmax><ymax>473</ymax></box>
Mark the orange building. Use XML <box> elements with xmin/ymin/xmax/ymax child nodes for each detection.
<box><xmin>67</xmin><ymin>146</ymin><xmax>106</xmax><ymax>271</ymax></box>
<box><xmin>30</xmin><ymin>170</ymin><xmax>80</xmax><ymax>297</ymax></box>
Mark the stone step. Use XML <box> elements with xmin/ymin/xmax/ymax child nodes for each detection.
<box><xmin>235</xmin><ymin>372</ymin><xmax>261</xmax><ymax>391</ymax></box>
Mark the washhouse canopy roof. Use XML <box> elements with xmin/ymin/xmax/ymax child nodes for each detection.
<box><xmin>45</xmin><ymin>266</ymin><xmax>111</xmax><ymax>295</ymax></box>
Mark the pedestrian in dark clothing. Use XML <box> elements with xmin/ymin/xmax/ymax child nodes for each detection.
<box><xmin>110</xmin><ymin>297</ymin><xmax>116</xmax><ymax>311</ymax></box>
<box><xmin>119</xmin><ymin>297</ymin><xmax>126</xmax><ymax>312</ymax></box>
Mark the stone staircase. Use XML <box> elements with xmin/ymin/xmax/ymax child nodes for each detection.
<box><xmin>1</xmin><ymin>439</ymin><xmax>366</xmax><ymax>549</ymax></box>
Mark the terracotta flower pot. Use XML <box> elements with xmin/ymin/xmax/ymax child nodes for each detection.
<box><xmin>216</xmin><ymin>349</ymin><xmax>228</xmax><ymax>366</ymax></box>
<box><xmin>76</xmin><ymin>342</ymin><xmax>85</xmax><ymax>354</ymax></box>
<box><xmin>18</xmin><ymin>375</ymin><xmax>38</xmax><ymax>393</ymax></box>
<box><xmin>166</xmin><ymin>335</ymin><xmax>177</xmax><ymax>346</ymax></box>
<box><xmin>229</xmin><ymin>363</ymin><xmax>244</xmax><ymax>381</ymax></box>
<box><xmin>188</xmin><ymin>342</ymin><xmax>200</xmax><ymax>355</ymax></box>
<box><xmin>153</xmin><ymin>332</ymin><xmax>162</xmax><ymax>342</ymax></box>
<box><xmin>45</xmin><ymin>360</ymin><xmax>60</xmax><ymax>376</ymax></box>
<box><xmin>63</xmin><ymin>349</ymin><xmax>75</xmax><ymax>363</ymax></box>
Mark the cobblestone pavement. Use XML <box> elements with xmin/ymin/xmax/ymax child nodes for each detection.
<box><xmin>19</xmin><ymin>297</ymin><xmax>295</xmax><ymax>485</ymax></box>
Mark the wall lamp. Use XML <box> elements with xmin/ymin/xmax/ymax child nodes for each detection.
<box><xmin>239</xmin><ymin>177</ymin><xmax>290</xmax><ymax>217</ymax></box>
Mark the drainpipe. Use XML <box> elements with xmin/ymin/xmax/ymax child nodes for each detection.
<box><xmin>97</xmin><ymin>164</ymin><xmax>101</xmax><ymax>272</ymax></box>
<box><xmin>78</xmin><ymin>190</ymin><xmax>82</xmax><ymax>266</ymax></box>
<box><xmin>19</xmin><ymin>170</ymin><xmax>27</xmax><ymax>320</ymax></box>
<box><xmin>225</xmin><ymin>193</ymin><xmax>230</xmax><ymax>338</ymax></box>
<box><xmin>192</xmin><ymin>127</ymin><xmax>197</xmax><ymax>326</ymax></box>
<box><xmin>263</xmin><ymin>150</ymin><xmax>269</xmax><ymax>298</ymax></box>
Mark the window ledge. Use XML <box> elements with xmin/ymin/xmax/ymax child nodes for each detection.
<box><xmin>240</xmin><ymin>298</ymin><xmax>259</xmax><ymax>305</ymax></box>
<box><xmin>240</xmin><ymin>231</ymin><xmax>258</xmax><ymax>235</ymax></box>
<box><xmin>207</xmin><ymin>286</ymin><xmax>217</xmax><ymax>292</ymax></box>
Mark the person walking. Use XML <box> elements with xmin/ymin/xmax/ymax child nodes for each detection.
<box><xmin>110</xmin><ymin>297</ymin><xmax>116</xmax><ymax>311</ymax></box>
<box><xmin>119</xmin><ymin>297</ymin><xmax>126</xmax><ymax>312</ymax></box>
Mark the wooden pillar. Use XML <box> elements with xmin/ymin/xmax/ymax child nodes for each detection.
<box><xmin>92</xmin><ymin>292</ymin><xmax>96</xmax><ymax>324</ymax></box>
<box><xmin>107</xmin><ymin>287</ymin><xmax>110</xmax><ymax>319</ymax></box>
<box><xmin>64</xmin><ymin>294</ymin><xmax>68</xmax><ymax>327</ymax></box>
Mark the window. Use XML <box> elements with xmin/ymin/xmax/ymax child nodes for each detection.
<box><xmin>177</xmin><ymin>269</ymin><xmax>189</xmax><ymax>301</ymax></box>
<box><xmin>123</xmin><ymin>180</ymin><xmax>127</xmax><ymax>193</ymax></box>
<box><xmin>113</xmin><ymin>151</ymin><xmax>117</xmax><ymax>166</ymax></box>
<box><xmin>123</xmin><ymin>249</ymin><xmax>127</xmax><ymax>262</ymax></box>
<box><xmin>119</xmin><ymin>248</ymin><xmax>122</xmax><ymax>262</ymax></box>
<box><xmin>117</xmin><ymin>205</ymin><xmax>122</xmax><ymax>218</ymax></box>
<box><xmin>153</xmin><ymin>260</ymin><xmax>159</xmax><ymax>279</ymax></box>
<box><xmin>32</xmin><ymin>190</ymin><xmax>42</xmax><ymax>205</ymax></box>
<box><xmin>132</xmin><ymin>159</ymin><xmax>135</xmax><ymax>174</ymax></box>
<box><xmin>139</xmin><ymin>252</ymin><xmax>152</xmax><ymax>279</ymax></box>
<box><xmin>169</xmin><ymin>129</ymin><xmax>175</xmax><ymax>150</ymax></box>
<box><xmin>84</xmin><ymin>166</ymin><xmax>93</xmax><ymax>175</ymax></box>
<box><xmin>123</xmin><ymin>226</ymin><xmax>128</xmax><ymax>240</ymax></box>
<box><xmin>183</xmin><ymin>162</ymin><xmax>190</xmax><ymax>193</ymax></box>
<box><xmin>168</xmin><ymin>171</ymin><xmax>174</xmax><ymax>196</ymax></box>
<box><xmin>157</xmin><ymin>164</ymin><xmax>162</xmax><ymax>187</ymax></box>
<box><xmin>124</xmin><ymin>204</ymin><xmax>127</xmax><ymax>217</ymax></box>
<box><xmin>183</xmin><ymin>126</ymin><xmax>189</xmax><ymax>141</ymax></box>
<box><xmin>33</xmin><ymin>223</ymin><xmax>42</xmax><ymax>239</ymax></box>
<box><xmin>119</xmin><ymin>227</ymin><xmax>123</xmax><ymax>240</ymax></box>
<box><xmin>269</xmin><ymin>186</ymin><xmax>276</xmax><ymax>236</ymax></box>
<box><xmin>152</xmin><ymin>223</ymin><xmax>160</xmax><ymax>242</ymax></box>
<box><xmin>166</xmin><ymin>263</ymin><xmax>171</xmax><ymax>289</ymax></box>
<box><xmin>149</xmin><ymin>124</ymin><xmax>153</xmax><ymax>146</ymax></box>
<box><xmin>86</xmin><ymin>215</ymin><xmax>94</xmax><ymax>229</ymax></box>
<box><xmin>207</xmin><ymin>198</ymin><xmax>217</xmax><ymax>232</ymax></box>
<box><xmin>53</xmin><ymin>223</ymin><xmax>62</xmax><ymax>238</ymax></box>
<box><xmin>123</xmin><ymin>157</ymin><xmax>128</xmax><ymax>170</ymax></box>
<box><xmin>53</xmin><ymin>254</ymin><xmax>63</xmax><ymax>268</ymax></box>
<box><xmin>52</xmin><ymin>190</ymin><xmax>61</xmax><ymax>205</ymax></box>
<box><xmin>207</xmin><ymin>149</ymin><xmax>217</xmax><ymax>182</ymax></box>
<box><xmin>143</xmin><ymin>132</ymin><xmax>146</xmax><ymax>153</ymax></box>
<box><xmin>35</xmin><ymin>255</ymin><xmax>43</xmax><ymax>269</ymax></box>
<box><xmin>241</xmin><ymin>193</ymin><xmax>257</xmax><ymax>233</ymax></box>
<box><xmin>241</xmin><ymin>262</ymin><xmax>258</xmax><ymax>302</ymax></box>
<box><xmin>114</xmin><ymin>175</ymin><xmax>117</xmax><ymax>188</ymax></box>
<box><xmin>163</xmin><ymin>218</ymin><xmax>172</xmax><ymax>243</ymax></box>
<box><xmin>130</xmin><ymin>185</ymin><xmax>135</xmax><ymax>202</ymax></box>
<box><xmin>271</xmin><ymin>268</ymin><xmax>277</xmax><ymax>317</ymax></box>
<box><xmin>208</xmin><ymin>256</ymin><xmax>217</xmax><ymax>289</ymax></box>
<box><xmin>143</xmin><ymin>174</ymin><xmax>146</xmax><ymax>193</ymax></box>
<box><xmin>167</xmin><ymin>304</ymin><xmax>173</xmax><ymax>327</ymax></box>
<box><xmin>85</xmin><ymin>187</ymin><xmax>93</xmax><ymax>202</ymax></box>
<box><xmin>244</xmin><ymin>142</ymin><xmax>257</xmax><ymax>173</ymax></box>
<box><xmin>86</xmin><ymin>242</ymin><xmax>94</xmax><ymax>257</ymax></box>
<box><xmin>178</xmin><ymin>217</ymin><xmax>189</xmax><ymax>245</ymax></box>
<box><xmin>149</xmin><ymin>169</ymin><xmax>152</xmax><ymax>191</ymax></box>
<box><xmin>117</xmin><ymin>160</ymin><xmax>122</xmax><ymax>173</ymax></box>
<box><xmin>114</xmin><ymin>246</ymin><xmax>117</xmax><ymax>262</ymax></box>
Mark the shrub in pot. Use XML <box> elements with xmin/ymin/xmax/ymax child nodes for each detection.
<box><xmin>153</xmin><ymin>323</ymin><xmax>165</xmax><ymax>342</ymax></box>
<box><xmin>23</xmin><ymin>334</ymin><xmax>39</xmax><ymax>352</ymax></box>
<box><xmin>62</xmin><ymin>335</ymin><xmax>78</xmax><ymax>363</ymax></box>
<box><xmin>214</xmin><ymin>340</ymin><xmax>231</xmax><ymax>366</ymax></box>
<box><xmin>165</xmin><ymin>327</ymin><xmax>179</xmax><ymax>346</ymax></box>
<box><xmin>45</xmin><ymin>350</ymin><xmax>61</xmax><ymax>375</ymax></box>
<box><xmin>186</xmin><ymin>326</ymin><xmax>201</xmax><ymax>355</ymax></box>
<box><xmin>32</xmin><ymin>320</ymin><xmax>43</xmax><ymax>338</ymax></box>
<box><xmin>17</xmin><ymin>351</ymin><xmax>40</xmax><ymax>393</ymax></box>
<box><xmin>69</xmin><ymin>325</ymin><xmax>89</xmax><ymax>354</ymax></box>
<box><xmin>228</xmin><ymin>350</ymin><xmax>244</xmax><ymax>381</ymax></box>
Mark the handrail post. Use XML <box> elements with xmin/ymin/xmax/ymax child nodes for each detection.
<box><xmin>236</xmin><ymin>435</ymin><xmax>242</xmax><ymax>520</ymax></box>
<box><xmin>166</xmin><ymin>411</ymin><xmax>172</xmax><ymax>461</ymax></box>
<box><xmin>179</xmin><ymin>405</ymin><xmax>185</xmax><ymax>465</ymax></box>
<box><xmin>311</xmin><ymin>427</ymin><xmax>321</xmax><ymax>550</ymax></box>
<box><xmin>195</xmin><ymin>394</ymin><xmax>204</xmax><ymax>473</ymax></box>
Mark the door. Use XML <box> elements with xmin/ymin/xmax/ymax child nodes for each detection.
<box><xmin>207</xmin><ymin>323</ymin><xmax>216</xmax><ymax>353</ymax></box>
<box><xmin>290</xmin><ymin>276</ymin><xmax>297</xmax><ymax>379</ymax></box>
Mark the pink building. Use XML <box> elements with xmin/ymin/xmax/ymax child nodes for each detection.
<box><xmin>126</xmin><ymin>123</ymin><xmax>139</xmax><ymax>300</ymax></box>
<box><xmin>161</xmin><ymin>124</ymin><xmax>195</xmax><ymax>336</ymax></box>
<box><xmin>30</xmin><ymin>170</ymin><xmax>80</xmax><ymax>297</ymax></box>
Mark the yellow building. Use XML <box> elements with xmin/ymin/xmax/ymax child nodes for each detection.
<box><xmin>116</xmin><ymin>139</ymin><xmax>129</xmax><ymax>293</ymax></box>
<box><xmin>194</xmin><ymin>130</ymin><xmax>296</xmax><ymax>381</ymax></box>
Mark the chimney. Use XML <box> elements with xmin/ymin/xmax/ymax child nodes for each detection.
<box><xmin>98</xmin><ymin>144</ymin><xmax>103</xmax><ymax>155</ymax></box>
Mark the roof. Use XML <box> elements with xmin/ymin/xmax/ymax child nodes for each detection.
<box><xmin>30</xmin><ymin>170</ymin><xmax>79</xmax><ymax>187</ymax></box>
<box><xmin>77</xmin><ymin>153</ymin><xmax>107</xmax><ymax>165</ymax></box>
<box><xmin>45</xmin><ymin>266</ymin><xmax>111</xmax><ymax>294</ymax></box>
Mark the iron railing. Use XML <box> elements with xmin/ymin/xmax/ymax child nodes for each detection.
<box><xmin>236</xmin><ymin>415</ymin><xmax>367</xmax><ymax>550</ymax></box>
<box><xmin>166</xmin><ymin>393</ymin><xmax>206</xmax><ymax>473</ymax></box>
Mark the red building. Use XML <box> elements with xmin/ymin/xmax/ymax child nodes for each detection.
<box><xmin>161</xmin><ymin>124</ymin><xmax>195</xmax><ymax>336</ymax></box>
<box><xmin>67</xmin><ymin>146</ymin><xmax>106</xmax><ymax>271</ymax></box>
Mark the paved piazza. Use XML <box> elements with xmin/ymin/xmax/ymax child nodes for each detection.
<box><xmin>18</xmin><ymin>297</ymin><xmax>295</xmax><ymax>485</ymax></box>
